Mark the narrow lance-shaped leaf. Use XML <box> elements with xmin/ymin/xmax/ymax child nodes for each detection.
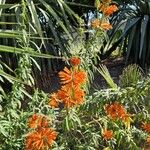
<box><xmin>0</xmin><ymin>4</ymin><xmax>18</xmax><ymax>9</ymax></box>
<box><xmin>139</xmin><ymin>15</ymin><xmax>149</xmax><ymax>59</ymax></box>
<box><xmin>0</xmin><ymin>45</ymin><xmax>64</xmax><ymax>59</ymax></box>
<box><xmin>26</xmin><ymin>0</ymin><xmax>45</xmax><ymax>46</ymax></box>
<box><xmin>0</xmin><ymin>30</ymin><xmax>22</xmax><ymax>39</ymax></box>
<box><xmin>96</xmin><ymin>65</ymin><xmax>117</xmax><ymax>89</ymax></box>
<box><xmin>57</xmin><ymin>0</ymin><xmax>73</xmax><ymax>37</ymax></box>
<box><xmin>38</xmin><ymin>0</ymin><xmax>72</xmax><ymax>39</ymax></box>
<box><xmin>60</xmin><ymin>0</ymin><xmax>81</xmax><ymax>23</ymax></box>
<box><xmin>38</xmin><ymin>8</ymin><xmax>65</xmax><ymax>52</ymax></box>
<box><xmin>0</xmin><ymin>0</ymin><xmax>6</xmax><ymax>16</ymax></box>
<box><xmin>125</xmin><ymin>24</ymin><xmax>137</xmax><ymax>64</ymax></box>
<box><xmin>0</xmin><ymin>70</ymin><xmax>27</xmax><ymax>84</ymax></box>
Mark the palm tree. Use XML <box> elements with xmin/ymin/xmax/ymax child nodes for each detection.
<box><xmin>105</xmin><ymin>0</ymin><xmax>150</xmax><ymax>68</ymax></box>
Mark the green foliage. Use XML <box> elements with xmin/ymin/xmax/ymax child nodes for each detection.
<box><xmin>96</xmin><ymin>64</ymin><xmax>117</xmax><ymax>89</ymax></box>
<box><xmin>0</xmin><ymin>0</ymin><xmax>80</xmax><ymax>74</ymax></box>
<box><xmin>53</xmin><ymin>70</ymin><xmax>150</xmax><ymax>149</ymax></box>
<box><xmin>119</xmin><ymin>64</ymin><xmax>143</xmax><ymax>88</ymax></box>
<box><xmin>109</xmin><ymin>0</ymin><xmax>150</xmax><ymax>68</ymax></box>
<box><xmin>0</xmin><ymin>0</ymin><xmax>73</xmax><ymax>149</ymax></box>
<box><xmin>79</xmin><ymin>73</ymin><xmax>150</xmax><ymax>149</ymax></box>
<box><xmin>1</xmin><ymin>0</ymin><xmax>150</xmax><ymax>149</ymax></box>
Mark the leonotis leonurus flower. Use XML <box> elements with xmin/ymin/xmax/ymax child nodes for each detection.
<box><xmin>104</xmin><ymin>102</ymin><xmax>127</xmax><ymax>120</ymax></box>
<box><xmin>25</xmin><ymin>127</ymin><xmax>57</xmax><ymax>150</ymax></box>
<box><xmin>27</xmin><ymin>114</ymin><xmax>48</xmax><ymax>129</ymax></box>
<box><xmin>69</xmin><ymin>57</ymin><xmax>81</xmax><ymax>66</ymax></box>
<box><xmin>49</xmin><ymin>57</ymin><xmax>86</xmax><ymax>109</ymax></box>
<box><xmin>25</xmin><ymin>114</ymin><xmax>57</xmax><ymax>150</ymax></box>
<box><xmin>141</xmin><ymin>122</ymin><xmax>150</xmax><ymax>133</ymax></box>
<box><xmin>102</xmin><ymin>129</ymin><xmax>113</xmax><ymax>140</ymax></box>
<box><xmin>91</xmin><ymin>0</ymin><xmax>118</xmax><ymax>30</ymax></box>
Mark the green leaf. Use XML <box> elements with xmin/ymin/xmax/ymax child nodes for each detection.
<box><xmin>60</xmin><ymin>0</ymin><xmax>81</xmax><ymax>22</ymax></box>
<box><xmin>0</xmin><ymin>45</ymin><xmax>64</xmax><ymax>59</ymax></box>
<box><xmin>94</xmin><ymin>0</ymin><xmax>100</xmax><ymax>8</ymax></box>
<box><xmin>0</xmin><ymin>125</ymin><xmax>8</xmax><ymax>137</ymax></box>
<box><xmin>57</xmin><ymin>0</ymin><xmax>73</xmax><ymax>37</ymax></box>
<box><xmin>20</xmin><ymin>89</ymin><xmax>32</xmax><ymax>99</ymax></box>
<box><xmin>96</xmin><ymin>65</ymin><xmax>117</xmax><ymax>89</ymax></box>
<box><xmin>0</xmin><ymin>4</ymin><xmax>19</xmax><ymax>9</ymax></box>
<box><xmin>38</xmin><ymin>8</ymin><xmax>65</xmax><ymax>51</ymax></box>
<box><xmin>139</xmin><ymin>15</ymin><xmax>149</xmax><ymax>59</ymax></box>
<box><xmin>26</xmin><ymin>0</ymin><xmax>45</xmax><ymax>46</ymax></box>
<box><xmin>0</xmin><ymin>69</ymin><xmax>26</xmax><ymax>84</ymax></box>
<box><xmin>120</xmin><ymin>17</ymin><xmax>141</xmax><ymax>41</ymax></box>
<box><xmin>126</xmin><ymin>24</ymin><xmax>137</xmax><ymax>63</ymax></box>
<box><xmin>0</xmin><ymin>30</ymin><xmax>22</xmax><ymax>39</ymax></box>
<box><xmin>38</xmin><ymin>0</ymin><xmax>72</xmax><ymax>39</ymax></box>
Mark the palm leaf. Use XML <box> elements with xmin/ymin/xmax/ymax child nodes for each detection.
<box><xmin>39</xmin><ymin>0</ymin><xmax>72</xmax><ymax>39</ymax></box>
<box><xmin>0</xmin><ymin>45</ymin><xmax>64</xmax><ymax>59</ymax></box>
<box><xmin>139</xmin><ymin>15</ymin><xmax>149</xmax><ymax>59</ymax></box>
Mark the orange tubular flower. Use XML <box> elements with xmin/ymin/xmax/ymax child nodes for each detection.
<box><xmin>141</xmin><ymin>123</ymin><xmax>150</xmax><ymax>133</ymax></box>
<box><xmin>59</xmin><ymin>67</ymin><xmax>86</xmax><ymax>86</ymax></box>
<box><xmin>100</xmin><ymin>22</ymin><xmax>112</xmax><ymax>30</ymax></box>
<box><xmin>70</xmin><ymin>57</ymin><xmax>81</xmax><ymax>66</ymax></box>
<box><xmin>102</xmin><ymin>129</ymin><xmax>113</xmax><ymax>140</ymax></box>
<box><xmin>28</xmin><ymin>114</ymin><xmax>48</xmax><ymax>129</ymax></box>
<box><xmin>57</xmin><ymin>85</ymin><xmax>85</xmax><ymax>108</ymax></box>
<box><xmin>105</xmin><ymin>102</ymin><xmax>127</xmax><ymax>120</ymax></box>
<box><xmin>48</xmin><ymin>93</ymin><xmax>60</xmax><ymax>108</ymax></box>
<box><xmin>91</xmin><ymin>19</ymin><xmax>101</xmax><ymax>29</ymax></box>
<box><xmin>54</xmin><ymin>58</ymin><xmax>86</xmax><ymax>109</ymax></box>
<box><xmin>98</xmin><ymin>3</ymin><xmax>106</xmax><ymax>12</ymax></box>
<box><xmin>25</xmin><ymin>127</ymin><xmax>57</xmax><ymax>150</ymax></box>
<box><xmin>103</xmin><ymin>5</ymin><xmax>118</xmax><ymax>16</ymax></box>
<box><xmin>74</xmin><ymin>70</ymin><xmax>86</xmax><ymax>86</ymax></box>
<box><xmin>59</xmin><ymin>67</ymin><xmax>72</xmax><ymax>85</ymax></box>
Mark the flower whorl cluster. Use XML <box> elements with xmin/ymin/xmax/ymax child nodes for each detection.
<box><xmin>25</xmin><ymin>114</ymin><xmax>57</xmax><ymax>150</ymax></box>
<box><xmin>49</xmin><ymin>57</ymin><xmax>86</xmax><ymax>109</ymax></box>
<box><xmin>91</xmin><ymin>0</ymin><xmax>118</xmax><ymax>30</ymax></box>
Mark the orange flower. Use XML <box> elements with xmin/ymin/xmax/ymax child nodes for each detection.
<box><xmin>57</xmin><ymin>85</ymin><xmax>85</xmax><ymax>108</ymax></box>
<box><xmin>91</xmin><ymin>19</ymin><xmax>101</xmax><ymax>29</ymax></box>
<box><xmin>91</xmin><ymin>19</ymin><xmax>112</xmax><ymax>30</ymax></box>
<box><xmin>142</xmin><ymin>123</ymin><xmax>150</xmax><ymax>133</ymax></box>
<box><xmin>28</xmin><ymin>114</ymin><xmax>48</xmax><ymax>129</ymax></box>
<box><xmin>100</xmin><ymin>22</ymin><xmax>112</xmax><ymax>30</ymax></box>
<box><xmin>48</xmin><ymin>93</ymin><xmax>60</xmax><ymax>108</ymax></box>
<box><xmin>146</xmin><ymin>136</ymin><xmax>150</xmax><ymax>144</ymax></box>
<box><xmin>98</xmin><ymin>3</ymin><xmax>106</xmax><ymax>12</ymax></box>
<box><xmin>25</xmin><ymin>127</ymin><xmax>57</xmax><ymax>150</ymax></box>
<box><xmin>59</xmin><ymin>67</ymin><xmax>72</xmax><ymax>85</ymax></box>
<box><xmin>102</xmin><ymin>129</ymin><xmax>113</xmax><ymax>140</ymax></box>
<box><xmin>58</xmin><ymin>67</ymin><xmax>86</xmax><ymax>86</ymax></box>
<box><xmin>103</xmin><ymin>5</ymin><xmax>118</xmax><ymax>16</ymax></box>
<box><xmin>74</xmin><ymin>70</ymin><xmax>86</xmax><ymax>86</ymax></box>
<box><xmin>54</xmin><ymin>59</ymin><xmax>86</xmax><ymax>109</ymax></box>
<box><xmin>70</xmin><ymin>57</ymin><xmax>81</xmax><ymax>66</ymax></box>
<box><xmin>105</xmin><ymin>102</ymin><xmax>127</xmax><ymax>120</ymax></box>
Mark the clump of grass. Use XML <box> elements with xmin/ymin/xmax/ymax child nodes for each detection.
<box><xmin>119</xmin><ymin>64</ymin><xmax>143</xmax><ymax>88</ymax></box>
